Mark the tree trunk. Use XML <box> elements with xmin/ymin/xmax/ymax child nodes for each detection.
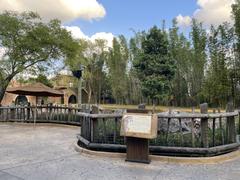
<box><xmin>0</xmin><ymin>88</ymin><xmax>6</xmax><ymax>104</ymax></box>
<box><xmin>0</xmin><ymin>78</ymin><xmax>11</xmax><ymax>104</ymax></box>
<box><xmin>98</xmin><ymin>84</ymin><xmax>101</xmax><ymax>104</ymax></box>
<box><xmin>88</xmin><ymin>88</ymin><xmax>92</xmax><ymax>104</ymax></box>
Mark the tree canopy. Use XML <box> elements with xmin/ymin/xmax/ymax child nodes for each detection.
<box><xmin>133</xmin><ymin>26</ymin><xmax>175</xmax><ymax>103</ymax></box>
<box><xmin>0</xmin><ymin>11</ymin><xmax>78</xmax><ymax>101</ymax></box>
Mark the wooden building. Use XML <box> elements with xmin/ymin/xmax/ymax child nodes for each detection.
<box><xmin>1</xmin><ymin>79</ymin><xmax>88</xmax><ymax>106</ymax></box>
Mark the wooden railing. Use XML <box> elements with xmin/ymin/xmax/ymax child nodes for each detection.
<box><xmin>0</xmin><ymin>105</ymin><xmax>83</xmax><ymax>126</ymax></box>
<box><xmin>78</xmin><ymin>103</ymin><xmax>240</xmax><ymax>157</ymax></box>
<box><xmin>1</xmin><ymin>103</ymin><xmax>240</xmax><ymax>156</ymax></box>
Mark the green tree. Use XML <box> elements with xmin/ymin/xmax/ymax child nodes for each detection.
<box><xmin>203</xmin><ymin>24</ymin><xmax>233</xmax><ymax>107</ymax></box>
<box><xmin>107</xmin><ymin>36</ymin><xmax>129</xmax><ymax>104</ymax></box>
<box><xmin>0</xmin><ymin>11</ymin><xmax>78</xmax><ymax>102</ymax></box>
<box><xmin>232</xmin><ymin>0</ymin><xmax>240</xmax><ymax>58</ymax></box>
<box><xmin>189</xmin><ymin>19</ymin><xmax>207</xmax><ymax>105</ymax></box>
<box><xmin>232</xmin><ymin>0</ymin><xmax>240</xmax><ymax>106</ymax></box>
<box><xmin>66</xmin><ymin>39</ymin><xmax>108</xmax><ymax>103</ymax></box>
<box><xmin>18</xmin><ymin>74</ymin><xmax>53</xmax><ymax>88</ymax></box>
<box><xmin>134</xmin><ymin>26</ymin><xmax>175</xmax><ymax>104</ymax></box>
<box><xmin>169</xmin><ymin>19</ymin><xmax>191</xmax><ymax>106</ymax></box>
<box><xmin>127</xmin><ymin>31</ymin><xmax>145</xmax><ymax>104</ymax></box>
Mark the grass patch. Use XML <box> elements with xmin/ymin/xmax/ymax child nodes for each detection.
<box><xmin>100</xmin><ymin>104</ymin><xmax>222</xmax><ymax>113</ymax></box>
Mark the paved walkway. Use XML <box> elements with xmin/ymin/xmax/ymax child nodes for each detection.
<box><xmin>0</xmin><ymin>123</ymin><xmax>239</xmax><ymax>180</ymax></box>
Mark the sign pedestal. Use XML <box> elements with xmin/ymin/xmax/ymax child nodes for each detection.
<box><xmin>121</xmin><ymin>112</ymin><xmax>157</xmax><ymax>164</ymax></box>
<box><xmin>126</xmin><ymin>137</ymin><xmax>150</xmax><ymax>164</ymax></box>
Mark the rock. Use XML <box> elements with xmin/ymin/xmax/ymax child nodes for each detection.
<box><xmin>138</xmin><ymin>104</ymin><xmax>146</xmax><ymax>110</ymax></box>
<box><xmin>158</xmin><ymin>111</ymin><xmax>193</xmax><ymax>133</ymax></box>
<box><xmin>114</xmin><ymin>109</ymin><xmax>126</xmax><ymax>114</ymax></box>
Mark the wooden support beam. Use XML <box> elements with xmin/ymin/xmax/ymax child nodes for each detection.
<box><xmin>226</xmin><ymin>103</ymin><xmax>236</xmax><ymax>144</ymax></box>
<box><xmin>200</xmin><ymin>103</ymin><xmax>209</xmax><ymax>148</ymax></box>
<box><xmin>191</xmin><ymin>118</ymin><xmax>195</xmax><ymax>147</ymax></box>
<box><xmin>179</xmin><ymin>118</ymin><xmax>183</xmax><ymax>146</ymax></box>
<box><xmin>212</xmin><ymin>109</ymin><xmax>216</xmax><ymax>147</ymax></box>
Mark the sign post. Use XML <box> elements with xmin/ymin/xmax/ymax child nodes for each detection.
<box><xmin>72</xmin><ymin>65</ymin><xmax>85</xmax><ymax>108</ymax></box>
<box><xmin>121</xmin><ymin>113</ymin><xmax>157</xmax><ymax>164</ymax></box>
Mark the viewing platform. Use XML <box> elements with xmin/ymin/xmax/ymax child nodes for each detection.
<box><xmin>0</xmin><ymin>123</ymin><xmax>239</xmax><ymax>180</ymax></box>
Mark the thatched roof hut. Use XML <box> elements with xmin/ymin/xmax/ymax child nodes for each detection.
<box><xmin>6</xmin><ymin>83</ymin><xmax>63</xmax><ymax>97</ymax></box>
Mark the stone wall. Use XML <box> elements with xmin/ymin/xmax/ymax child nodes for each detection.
<box><xmin>1</xmin><ymin>86</ymin><xmax>87</xmax><ymax>106</ymax></box>
<box><xmin>1</xmin><ymin>92</ymin><xmax>37</xmax><ymax>106</ymax></box>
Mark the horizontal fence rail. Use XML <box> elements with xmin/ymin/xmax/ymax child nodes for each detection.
<box><xmin>0</xmin><ymin>105</ymin><xmax>84</xmax><ymax>126</ymax></box>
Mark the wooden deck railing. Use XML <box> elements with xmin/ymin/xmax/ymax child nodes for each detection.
<box><xmin>0</xmin><ymin>105</ymin><xmax>83</xmax><ymax>126</ymax></box>
<box><xmin>1</xmin><ymin>103</ymin><xmax>240</xmax><ymax>156</ymax></box>
<box><xmin>77</xmin><ymin>103</ymin><xmax>240</xmax><ymax>157</ymax></box>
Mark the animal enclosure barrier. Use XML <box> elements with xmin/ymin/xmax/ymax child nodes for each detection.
<box><xmin>0</xmin><ymin>103</ymin><xmax>240</xmax><ymax>157</ymax></box>
<box><xmin>0</xmin><ymin>105</ymin><xmax>82</xmax><ymax>126</ymax></box>
<box><xmin>78</xmin><ymin>104</ymin><xmax>240</xmax><ymax>157</ymax></box>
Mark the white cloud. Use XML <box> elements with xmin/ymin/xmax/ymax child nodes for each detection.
<box><xmin>194</xmin><ymin>0</ymin><xmax>234</xmax><ymax>26</ymax></box>
<box><xmin>90</xmin><ymin>32</ymin><xmax>114</xmax><ymax>48</ymax></box>
<box><xmin>176</xmin><ymin>0</ymin><xmax>234</xmax><ymax>27</ymax></box>
<box><xmin>64</xmin><ymin>26</ymin><xmax>114</xmax><ymax>48</ymax></box>
<box><xmin>64</xmin><ymin>26</ymin><xmax>88</xmax><ymax>39</ymax></box>
<box><xmin>0</xmin><ymin>0</ymin><xmax>106</xmax><ymax>22</ymax></box>
<box><xmin>176</xmin><ymin>14</ymin><xmax>192</xmax><ymax>27</ymax></box>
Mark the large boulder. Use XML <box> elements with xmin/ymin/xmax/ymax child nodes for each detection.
<box><xmin>158</xmin><ymin>111</ymin><xmax>195</xmax><ymax>134</ymax></box>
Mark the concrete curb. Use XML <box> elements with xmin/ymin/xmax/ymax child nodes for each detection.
<box><xmin>75</xmin><ymin>143</ymin><xmax>126</xmax><ymax>159</ymax></box>
<box><xmin>74</xmin><ymin>143</ymin><xmax>240</xmax><ymax>164</ymax></box>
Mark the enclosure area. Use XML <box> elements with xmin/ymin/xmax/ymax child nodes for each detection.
<box><xmin>0</xmin><ymin>104</ymin><xmax>240</xmax><ymax>157</ymax></box>
<box><xmin>78</xmin><ymin>105</ymin><xmax>240</xmax><ymax>157</ymax></box>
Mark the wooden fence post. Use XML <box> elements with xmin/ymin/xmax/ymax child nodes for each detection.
<box><xmin>200</xmin><ymin>103</ymin><xmax>209</xmax><ymax>148</ymax></box>
<box><xmin>179</xmin><ymin>118</ymin><xmax>183</xmax><ymax>146</ymax></box>
<box><xmin>218</xmin><ymin>108</ymin><xmax>225</xmax><ymax>145</ymax></box>
<box><xmin>81</xmin><ymin>116</ymin><xmax>91</xmax><ymax>141</ymax></box>
<box><xmin>226</xmin><ymin>103</ymin><xmax>235</xmax><ymax>144</ymax></box>
<box><xmin>34</xmin><ymin>106</ymin><xmax>37</xmax><ymax>126</ymax></box>
<box><xmin>191</xmin><ymin>108</ymin><xmax>195</xmax><ymax>147</ymax></box>
<box><xmin>10</xmin><ymin>107</ymin><xmax>15</xmax><ymax>120</ymax></box>
<box><xmin>92</xmin><ymin>118</ymin><xmax>98</xmax><ymax>143</ymax></box>
<box><xmin>212</xmin><ymin>109</ymin><xmax>216</xmax><ymax>147</ymax></box>
<box><xmin>113</xmin><ymin>118</ymin><xmax>118</xmax><ymax>144</ymax></box>
<box><xmin>238</xmin><ymin>110</ymin><xmax>240</xmax><ymax>135</ymax></box>
<box><xmin>165</xmin><ymin>108</ymin><xmax>172</xmax><ymax>145</ymax></box>
<box><xmin>91</xmin><ymin>107</ymin><xmax>99</xmax><ymax>143</ymax></box>
<box><xmin>81</xmin><ymin>116</ymin><xmax>86</xmax><ymax>139</ymax></box>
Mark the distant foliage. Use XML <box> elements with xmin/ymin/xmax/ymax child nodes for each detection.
<box><xmin>0</xmin><ymin>11</ymin><xmax>78</xmax><ymax>102</ymax></box>
<box><xmin>133</xmin><ymin>26</ymin><xmax>175</xmax><ymax>104</ymax></box>
<box><xmin>18</xmin><ymin>74</ymin><xmax>53</xmax><ymax>88</ymax></box>
<box><xmin>64</xmin><ymin>1</ymin><xmax>240</xmax><ymax>107</ymax></box>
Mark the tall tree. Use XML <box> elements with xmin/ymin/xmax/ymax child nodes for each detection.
<box><xmin>232</xmin><ymin>0</ymin><xmax>240</xmax><ymax>106</ymax></box>
<box><xmin>169</xmin><ymin>19</ymin><xmax>191</xmax><ymax>106</ymax></box>
<box><xmin>0</xmin><ymin>11</ymin><xmax>78</xmax><ymax>102</ymax></box>
<box><xmin>203</xmin><ymin>24</ymin><xmax>233</xmax><ymax>107</ymax></box>
<box><xmin>134</xmin><ymin>26</ymin><xmax>175</xmax><ymax>105</ymax></box>
<box><xmin>107</xmin><ymin>36</ymin><xmax>129</xmax><ymax>104</ymax></box>
<box><xmin>128</xmin><ymin>31</ymin><xmax>145</xmax><ymax>104</ymax></box>
<box><xmin>189</xmin><ymin>19</ymin><xmax>207</xmax><ymax>105</ymax></box>
<box><xmin>232</xmin><ymin>0</ymin><xmax>240</xmax><ymax>58</ymax></box>
<box><xmin>66</xmin><ymin>39</ymin><xmax>108</xmax><ymax>103</ymax></box>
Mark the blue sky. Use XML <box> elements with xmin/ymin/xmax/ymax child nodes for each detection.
<box><xmin>0</xmin><ymin>0</ymin><xmax>235</xmax><ymax>43</ymax></box>
<box><xmin>65</xmin><ymin>0</ymin><xmax>198</xmax><ymax>38</ymax></box>
<box><xmin>0</xmin><ymin>0</ymin><xmax>234</xmax><ymax>75</ymax></box>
